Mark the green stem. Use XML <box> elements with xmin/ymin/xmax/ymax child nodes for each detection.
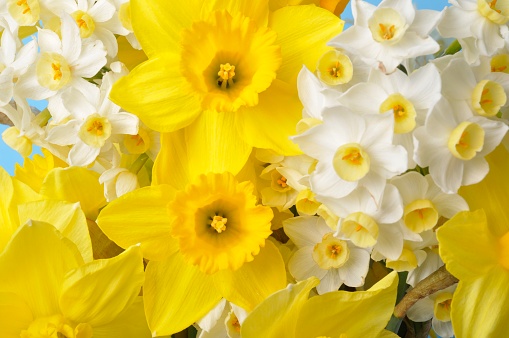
<box><xmin>443</xmin><ymin>39</ymin><xmax>461</xmax><ymax>56</ymax></box>
<box><xmin>34</xmin><ymin>109</ymin><xmax>51</xmax><ymax>127</ymax></box>
<box><xmin>129</xmin><ymin>153</ymin><xmax>149</xmax><ymax>175</ymax></box>
<box><xmin>386</xmin><ymin>271</ymin><xmax>409</xmax><ymax>333</ymax></box>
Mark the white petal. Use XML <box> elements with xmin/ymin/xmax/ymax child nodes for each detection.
<box><xmin>37</xmin><ymin>28</ymin><xmax>62</xmax><ymax>53</ymax></box>
<box><xmin>316</xmin><ymin>269</ymin><xmax>342</xmax><ymax>294</ymax></box>
<box><xmin>61</xmin><ymin>14</ymin><xmax>81</xmax><ymax>62</ymax></box>
<box><xmin>46</xmin><ymin>120</ymin><xmax>81</xmax><ymax>146</ymax></box>
<box><xmin>89</xmin><ymin>0</ymin><xmax>116</xmax><ymax>22</ymax></box>
<box><xmin>405</xmin><ymin>63</ymin><xmax>441</xmax><ymax>110</ymax></box>
<box><xmin>437</xmin><ymin>6</ymin><xmax>479</xmax><ymax>39</ymax></box>
<box><xmin>283</xmin><ymin>216</ymin><xmax>326</xmax><ymax>247</ymax></box>
<box><xmin>338</xmin><ymin>247</ymin><xmax>370</xmax><ymax>287</ymax></box>
<box><xmin>72</xmin><ymin>40</ymin><xmax>107</xmax><ymax>78</ymax></box>
<box><xmin>310</xmin><ymin>161</ymin><xmax>357</xmax><ymax>199</ymax></box>
<box><xmin>406</xmin><ymin>297</ymin><xmax>434</xmax><ymax>322</ymax></box>
<box><xmin>375</xmin><ymin>184</ymin><xmax>403</xmax><ymax>224</ymax></box>
<box><xmin>461</xmin><ymin>156</ymin><xmax>489</xmax><ymax>187</ymax></box>
<box><xmin>1</xmin><ymin>28</ymin><xmax>16</xmax><ymax>65</ymax></box>
<box><xmin>374</xmin><ymin>222</ymin><xmax>403</xmax><ymax>260</ymax></box>
<box><xmin>410</xmin><ymin>9</ymin><xmax>443</xmax><ymax>37</ymax></box>
<box><xmin>391</xmin><ymin>171</ymin><xmax>428</xmax><ymax>204</ymax></box>
<box><xmin>11</xmin><ymin>40</ymin><xmax>38</xmax><ymax>76</ymax></box>
<box><xmin>432</xmin><ymin>317</ymin><xmax>454</xmax><ymax>338</ymax></box>
<box><xmin>62</xmin><ymin>88</ymin><xmax>97</xmax><ymax>119</ymax></box>
<box><xmin>432</xmin><ymin>193</ymin><xmax>468</xmax><ymax>219</ymax></box>
<box><xmin>338</xmin><ymin>82</ymin><xmax>387</xmax><ymax>115</ymax></box>
<box><xmin>68</xmin><ymin>140</ymin><xmax>100</xmax><ymax>166</ymax></box>
<box><xmin>288</xmin><ymin>246</ymin><xmax>328</xmax><ymax>281</ymax></box>
<box><xmin>93</xmin><ymin>27</ymin><xmax>118</xmax><ymax>57</ymax></box>
<box><xmin>196</xmin><ymin>299</ymin><xmax>227</xmax><ymax>332</ymax></box>
<box><xmin>109</xmin><ymin>112</ymin><xmax>139</xmax><ymax>135</ymax></box>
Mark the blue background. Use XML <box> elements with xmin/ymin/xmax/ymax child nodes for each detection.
<box><xmin>0</xmin><ymin>0</ymin><xmax>449</xmax><ymax>175</ymax></box>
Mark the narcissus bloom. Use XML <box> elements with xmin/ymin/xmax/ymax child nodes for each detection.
<box><xmin>110</xmin><ymin>0</ymin><xmax>344</xmax><ymax>173</ymax></box>
<box><xmin>97</xmin><ymin>172</ymin><xmax>286</xmax><ymax>335</ymax></box>
<box><xmin>241</xmin><ymin>271</ymin><xmax>399</xmax><ymax>338</ymax></box>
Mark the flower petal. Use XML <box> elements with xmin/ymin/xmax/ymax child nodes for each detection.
<box><xmin>0</xmin><ymin>292</ymin><xmax>34</xmax><ymax>338</ymax></box>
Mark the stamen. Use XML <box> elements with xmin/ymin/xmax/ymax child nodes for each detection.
<box><xmin>217</xmin><ymin>63</ymin><xmax>236</xmax><ymax>89</ymax></box>
<box><xmin>492</xmin><ymin>65</ymin><xmax>507</xmax><ymax>72</ymax></box>
<box><xmin>87</xmin><ymin>120</ymin><xmax>104</xmax><ymax>135</ymax></box>
<box><xmin>490</xmin><ymin>0</ymin><xmax>502</xmax><ymax>13</ymax></box>
<box><xmin>342</xmin><ymin>150</ymin><xmax>361</xmax><ymax>164</ymax></box>
<box><xmin>393</xmin><ymin>104</ymin><xmax>405</xmax><ymax>117</ymax></box>
<box><xmin>51</xmin><ymin>63</ymin><xmax>62</xmax><ymax>81</ymax></box>
<box><xmin>355</xmin><ymin>224</ymin><xmax>363</xmax><ymax>232</ymax></box>
<box><xmin>16</xmin><ymin>0</ymin><xmax>30</xmax><ymax>14</ymax></box>
<box><xmin>328</xmin><ymin>61</ymin><xmax>341</xmax><ymax>78</ymax></box>
<box><xmin>77</xmin><ymin>19</ymin><xmax>87</xmax><ymax>28</ymax></box>
<box><xmin>210</xmin><ymin>215</ymin><xmax>227</xmax><ymax>233</ymax></box>
<box><xmin>277</xmin><ymin>176</ymin><xmax>287</xmax><ymax>188</ymax></box>
<box><xmin>379</xmin><ymin>23</ymin><xmax>396</xmax><ymax>40</ymax></box>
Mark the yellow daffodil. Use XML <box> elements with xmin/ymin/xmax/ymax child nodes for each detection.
<box><xmin>241</xmin><ymin>271</ymin><xmax>399</xmax><ymax>338</ymax></box>
<box><xmin>0</xmin><ymin>220</ymin><xmax>150</xmax><ymax>338</ymax></box>
<box><xmin>97</xmin><ymin>171</ymin><xmax>286</xmax><ymax>336</ymax></box>
<box><xmin>110</xmin><ymin>0</ymin><xmax>343</xmax><ymax>174</ymax></box>
<box><xmin>437</xmin><ymin>145</ymin><xmax>509</xmax><ymax>337</ymax></box>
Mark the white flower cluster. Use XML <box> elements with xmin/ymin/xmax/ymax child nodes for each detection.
<box><xmin>0</xmin><ymin>0</ymin><xmax>159</xmax><ymax>201</ymax></box>
<box><xmin>240</xmin><ymin>1</ymin><xmax>509</xmax><ymax>337</ymax></box>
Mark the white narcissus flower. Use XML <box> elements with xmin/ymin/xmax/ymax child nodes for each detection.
<box><xmin>406</xmin><ymin>246</ymin><xmax>444</xmax><ymax>287</ymax></box>
<box><xmin>46</xmin><ymin>82</ymin><xmax>139</xmax><ymax>166</ymax></box>
<box><xmin>329</xmin><ymin>0</ymin><xmax>441</xmax><ymax>73</ymax></box>
<box><xmin>407</xmin><ymin>285</ymin><xmax>457</xmax><ymax>338</ymax></box>
<box><xmin>195</xmin><ymin>299</ymin><xmax>248</xmax><ymax>338</ymax></box>
<box><xmin>441</xmin><ymin>57</ymin><xmax>509</xmax><ymax>117</ymax></box>
<box><xmin>99</xmin><ymin>167</ymin><xmax>139</xmax><ymax>202</ymax></box>
<box><xmin>390</xmin><ymin>172</ymin><xmax>469</xmax><ymax>237</ymax></box>
<box><xmin>437</xmin><ymin>0</ymin><xmax>509</xmax><ymax>64</ymax></box>
<box><xmin>338</xmin><ymin>63</ymin><xmax>442</xmax><ymax>167</ymax></box>
<box><xmin>16</xmin><ymin>13</ymin><xmax>107</xmax><ymax>122</ymax></box>
<box><xmin>413</xmin><ymin>97</ymin><xmax>509</xmax><ymax>193</ymax></box>
<box><xmin>0</xmin><ymin>26</ymin><xmax>37</xmax><ymax>106</ymax></box>
<box><xmin>292</xmin><ymin>108</ymin><xmax>407</xmax><ymax>203</ymax></box>
<box><xmin>320</xmin><ymin>185</ymin><xmax>405</xmax><ymax>261</ymax></box>
<box><xmin>284</xmin><ymin>216</ymin><xmax>371</xmax><ymax>294</ymax></box>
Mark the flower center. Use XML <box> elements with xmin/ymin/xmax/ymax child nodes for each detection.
<box><xmin>316</xmin><ymin>50</ymin><xmax>353</xmax><ymax>85</ymax></box>
<box><xmin>36</xmin><ymin>53</ymin><xmax>72</xmax><ymax>91</ymax></box>
<box><xmin>217</xmin><ymin>63</ymin><xmax>236</xmax><ymax>89</ymax></box>
<box><xmin>21</xmin><ymin>315</ymin><xmax>93</xmax><ymax>338</ymax></box>
<box><xmin>478</xmin><ymin>0</ymin><xmax>509</xmax><ymax>24</ymax></box>
<box><xmin>180</xmin><ymin>10</ymin><xmax>281</xmax><ymax>113</ymax></box>
<box><xmin>124</xmin><ymin>128</ymin><xmax>150</xmax><ymax>154</ymax></box>
<box><xmin>491</xmin><ymin>54</ymin><xmax>509</xmax><ymax>73</ymax></box>
<box><xmin>368</xmin><ymin>8</ymin><xmax>407</xmax><ymax>44</ymax></box>
<box><xmin>403</xmin><ymin>199</ymin><xmax>439</xmax><ymax>233</ymax></box>
<box><xmin>210</xmin><ymin>215</ymin><xmax>228</xmax><ymax>233</ymax></box>
<box><xmin>472</xmin><ymin>79</ymin><xmax>507</xmax><ymax>116</ymax></box>
<box><xmin>71</xmin><ymin>10</ymin><xmax>96</xmax><ymax>38</ymax></box>
<box><xmin>380</xmin><ymin>93</ymin><xmax>417</xmax><ymax>134</ymax></box>
<box><xmin>226</xmin><ymin>311</ymin><xmax>242</xmax><ymax>334</ymax></box>
<box><xmin>79</xmin><ymin>114</ymin><xmax>112</xmax><ymax>147</ymax></box>
<box><xmin>341</xmin><ymin>212</ymin><xmax>378</xmax><ymax>248</ymax></box>
<box><xmin>270</xmin><ymin>169</ymin><xmax>292</xmax><ymax>192</ymax></box>
<box><xmin>333</xmin><ymin>143</ymin><xmax>370</xmax><ymax>182</ymax></box>
<box><xmin>434</xmin><ymin>293</ymin><xmax>454</xmax><ymax>322</ymax></box>
<box><xmin>7</xmin><ymin>0</ymin><xmax>40</xmax><ymax>26</ymax></box>
<box><xmin>447</xmin><ymin>121</ymin><xmax>485</xmax><ymax>160</ymax></box>
<box><xmin>312</xmin><ymin>233</ymin><xmax>350</xmax><ymax>269</ymax></box>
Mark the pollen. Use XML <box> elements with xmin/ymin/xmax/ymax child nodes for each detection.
<box><xmin>217</xmin><ymin>63</ymin><xmax>236</xmax><ymax>89</ymax></box>
<box><xmin>210</xmin><ymin>215</ymin><xmax>228</xmax><ymax>233</ymax></box>
<box><xmin>87</xmin><ymin>120</ymin><xmax>104</xmax><ymax>136</ymax></box>
<box><xmin>379</xmin><ymin>23</ymin><xmax>396</xmax><ymax>40</ymax></box>
<box><xmin>490</xmin><ymin>0</ymin><xmax>501</xmax><ymax>13</ymax></box>
<box><xmin>328</xmin><ymin>61</ymin><xmax>341</xmax><ymax>78</ymax></box>
<box><xmin>17</xmin><ymin>0</ymin><xmax>30</xmax><ymax>14</ymax></box>
<box><xmin>277</xmin><ymin>176</ymin><xmax>287</xmax><ymax>188</ymax></box>
<box><xmin>51</xmin><ymin>63</ymin><xmax>62</xmax><ymax>81</ymax></box>
<box><xmin>342</xmin><ymin>149</ymin><xmax>362</xmax><ymax>165</ymax></box>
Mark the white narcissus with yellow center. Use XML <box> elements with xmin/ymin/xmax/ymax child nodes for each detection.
<box><xmin>338</xmin><ymin>63</ymin><xmax>442</xmax><ymax>167</ymax></box>
<box><xmin>292</xmin><ymin>107</ymin><xmax>407</xmax><ymax>204</ymax></box>
<box><xmin>15</xmin><ymin>12</ymin><xmax>107</xmax><ymax>122</ymax></box>
<box><xmin>328</xmin><ymin>0</ymin><xmax>441</xmax><ymax>73</ymax></box>
<box><xmin>195</xmin><ymin>299</ymin><xmax>248</xmax><ymax>338</ymax></box>
<box><xmin>284</xmin><ymin>215</ymin><xmax>371</xmax><ymax>294</ymax></box>
<box><xmin>413</xmin><ymin>97</ymin><xmax>509</xmax><ymax>193</ymax></box>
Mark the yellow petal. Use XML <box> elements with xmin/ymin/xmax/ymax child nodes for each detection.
<box><xmin>2</xmin><ymin>126</ymin><xmax>32</xmax><ymax>157</ymax></box>
<box><xmin>213</xmin><ymin>240</ymin><xmax>286</xmax><ymax>311</ymax></box>
<box><xmin>451</xmin><ymin>269</ymin><xmax>509</xmax><ymax>338</ymax></box>
<box><xmin>460</xmin><ymin>145</ymin><xmax>509</xmax><ymax>237</ymax></box>
<box><xmin>92</xmin><ymin>297</ymin><xmax>151</xmax><ymax>338</ymax></box>
<box><xmin>110</xmin><ymin>53</ymin><xmax>202</xmax><ymax>133</ymax></box>
<box><xmin>0</xmin><ymin>221</ymin><xmax>83</xmax><ymax>318</ymax></box>
<box><xmin>204</xmin><ymin>0</ymin><xmax>269</xmax><ymax>27</ymax></box>
<box><xmin>152</xmin><ymin>130</ymin><xmax>191</xmax><ymax>190</ymax></box>
<box><xmin>437</xmin><ymin>209</ymin><xmax>498</xmax><ymax>280</ymax></box>
<box><xmin>295</xmin><ymin>272</ymin><xmax>398</xmax><ymax>338</ymax></box>
<box><xmin>376</xmin><ymin>330</ymin><xmax>401</xmax><ymax>338</ymax></box>
<box><xmin>59</xmin><ymin>245</ymin><xmax>145</xmax><ymax>327</ymax></box>
<box><xmin>39</xmin><ymin>167</ymin><xmax>106</xmax><ymax>220</ymax></box>
<box><xmin>236</xmin><ymin>79</ymin><xmax>302</xmax><ymax>155</ymax></box>
<box><xmin>241</xmin><ymin>277</ymin><xmax>319</xmax><ymax>338</ymax></box>
<box><xmin>131</xmin><ymin>0</ymin><xmax>202</xmax><ymax>56</ymax></box>
<box><xmin>144</xmin><ymin>252</ymin><xmax>222</xmax><ymax>336</ymax></box>
<box><xmin>17</xmin><ymin>200</ymin><xmax>93</xmax><ymax>262</ymax></box>
<box><xmin>116</xmin><ymin>36</ymin><xmax>148</xmax><ymax>71</ymax></box>
<box><xmin>14</xmin><ymin>148</ymin><xmax>67</xmax><ymax>193</ymax></box>
<box><xmin>270</xmin><ymin>5</ymin><xmax>344</xmax><ymax>85</ymax></box>
<box><xmin>0</xmin><ymin>167</ymin><xmax>16</xmax><ymax>251</ymax></box>
<box><xmin>96</xmin><ymin>185</ymin><xmax>178</xmax><ymax>261</ymax></box>
<box><xmin>0</xmin><ymin>292</ymin><xmax>34</xmax><ymax>338</ymax></box>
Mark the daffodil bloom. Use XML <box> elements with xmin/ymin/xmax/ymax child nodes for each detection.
<box><xmin>241</xmin><ymin>271</ymin><xmax>399</xmax><ymax>338</ymax></box>
<box><xmin>0</xmin><ymin>220</ymin><xmax>150</xmax><ymax>338</ymax></box>
<box><xmin>110</xmin><ymin>0</ymin><xmax>344</xmax><ymax>173</ymax></box>
<box><xmin>97</xmin><ymin>171</ymin><xmax>287</xmax><ymax>335</ymax></box>
<box><xmin>437</xmin><ymin>145</ymin><xmax>509</xmax><ymax>337</ymax></box>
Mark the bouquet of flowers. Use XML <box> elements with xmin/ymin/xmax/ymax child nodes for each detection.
<box><xmin>1</xmin><ymin>0</ymin><xmax>508</xmax><ymax>337</ymax></box>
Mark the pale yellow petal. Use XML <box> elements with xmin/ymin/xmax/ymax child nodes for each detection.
<box><xmin>59</xmin><ymin>245</ymin><xmax>144</xmax><ymax>327</ymax></box>
<box><xmin>96</xmin><ymin>185</ymin><xmax>178</xmax><ymax>261</ymax></box>
<box><xmin>39</xmin><ymin>167</ymin><xmax>106</xmax><ymax>220</ymax></box>
<box><xmin>241</xmin><ymin>277</ymin><xmax>319</xmax><ymax>338</ymax></box>
<box><xmin>0</xmin><ymin>221</ymin><xmax>83</xmax><ymax>318</ymax></box>
<box><xmin>92</xmin><ymin>297</ymin><xmax>151</xmax><ymax>338</ymax></box>
<box><xmin>295</xmin><ymin>272</ymin><xmax>398</xmax><ymax>338</ymax></box>
<box><xmin>110</xmin><ymin>53</ymin><xmax>202</xmax><ymax>133</ymax></box>
<box><xmin>270</xmin><ymin>5</ymin><xmax>344</xmax><ymax>85</ymax></box>
<box><xmin>0</xmin><ymin>292</ymin><xmax>33</xmax><ymax>338</ymax></box>
<box><xmin>437</xmin><ymin>209</ymin><xmax>498</xmax><ymax>280</ymax></box>
<box><xmin>451</xmin><ymin>269</ymin><xmax>509</xmax><ymax>338</ymax></box>
<box><xmin>213</xmin><ymin>240</ymin><xmax>287</xmax><ymax>311</ymax></box>
<box><xmin>144</xmin><ymin>253</ymin><xmax>222</xmax><ymax>336</ymax></box>
<box><xmin>236</xmin><ymin>79</ymin><xmax>302</xmax><ymax>155</ymax></box>
<box><xmin>17</xmin><ymin>200</ymin><xmax>93</xmax><ymax>262</ymax></box>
